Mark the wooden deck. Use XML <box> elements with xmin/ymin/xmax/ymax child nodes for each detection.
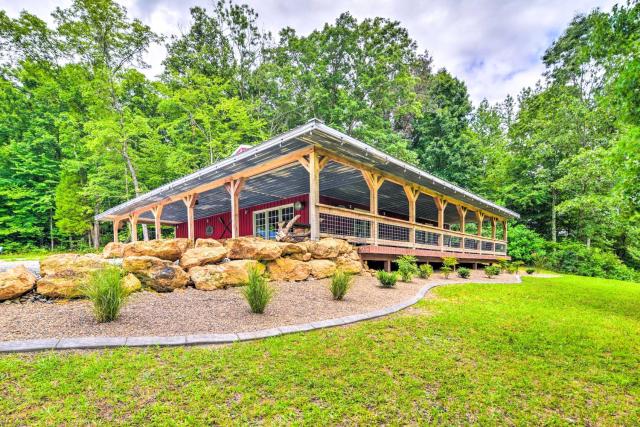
<box><xmin>358</xmin><ymin>244</ymin><xmax>509</xmax><ymax>264</ymax></box>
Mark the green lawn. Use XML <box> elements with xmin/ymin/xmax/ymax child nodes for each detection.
<box><xmin>1</xmin><ymin>275</ymin><xmax>639</xmax><ymax>425</ymax></box>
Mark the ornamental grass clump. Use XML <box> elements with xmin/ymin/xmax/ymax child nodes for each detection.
<box><xmin>242</xmin><ymin>265</ymin><xmax>273</xmax><ymax>314</ymax></box>
<box><xmin>376</xmin><ymin>270</ymin><xmax>398</xmax><ymax>288</ymax></box>
<box><xmin>419</xmin><ymin>263</ymin><xmax>433</xmax><ymax>279</ymax></box>
<box><xmin>485</xmin><ymin>265</ymin><xmax>501</xmax><ymax>278</ymax></box>
<box><xmin>457</xmin><ymin>267</ymin><xmax>471</xmax><ymax>279</ymax></box>
<box><xmin>330</xmin><ymin>269</ymin><xmax>352</xmax><ymax>300</ymax></box>
<box><xmin>81</xmin><ymin>267</ymin><xmax>128</xmax><ymax>323</ymax></box>
<box><xmin>395</xmin><ymin>255</ymin><xmax>418</xmax><ymax>282</ymax></box>
<box><xmin>440</xmin><ymin>266</ymin><xmax>452</xmax><ymax>279</ymax></box>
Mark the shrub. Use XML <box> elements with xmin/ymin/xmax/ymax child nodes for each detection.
<box><xmin>418</xmin><ymin>263</ymin><xmax>433</xmax><ymax>279</ymax></box>
<box><xmin>497</xmin><ymin>258</ymin><xmax>510</xmax><ymax>272</ymax></box>
<box><xmin>506</xmin><ymin>264</ymin><xmax>517</xmax><ymax>274</ymax></box>
<box><xmin>241</xmin><ymin>265</ymin><xmax>274</xmax><ymax>314</ymax></box>
<box><xmin>526</xmin><ymin>268</ymin><xmax>535</xmax><ymax>275</ymax></box>
<box><xmin>376</xmin><ymin>270</ymin><xmax>398</xmax><ymax>288</ymax></box>
<box><xmin>81</xmin><ymin>267</ymin><xmax>128</xmax><ymax>323</ymax></box>
<box><xmin>485</xmin><ymin>265</ymin><xmax>501</xmax><ymax>278</ymax></box>
<box><xmin>395</xmin><ymin>255</ymin><xmax>418</xmax><ymax>282</ymax></box>
<box><xmin>507</xmin><ymin>224</ymin><xmax>547</xmax><ymax>264</ymax></box>
<box><xmin>330</xmin><ymin>269</ymin><xmax>352</xmax><ymax>300</ymax></box>
<box><xmin>442</xmin><ymin>256</ymin><xmax>458</xmax><ymax>271</ymax></box>
<box><xmin>457</xmin><ymin>267</ymin><xmax>471</xmax><ymax>279</ymax></box>
<box><xmin>511</xmin><ymin>261</ymin><xmax>524</xmax><ymax>273</ymax></box>
<box><xmin>440</xmin><ymin>266</ymin><xmax>452</xmax><ymax>279</ymax></box>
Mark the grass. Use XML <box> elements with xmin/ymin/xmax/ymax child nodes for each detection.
<box><xmin>330</xmin><ymin>269</ymin><xmax>352</xmax><ymax>300</ymax></box>
<box><xmin>241</xmin><ymin>265</ymin><xmax>273</xmax><ymax>313</ymax></box>
<box><xmin>81</xmin><ymin>267</ymin><xmax>129</xmax><ymax>323</ymax></box>
<box><xmin>1</xmin><ymin>275</ymin><xmax>639</xmax><ymax>424</ymax></box>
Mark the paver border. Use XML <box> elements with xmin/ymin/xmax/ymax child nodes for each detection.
<box><xmin>0</xmin><ymin>276</ymin><xmax>521</xmax><ymax>353</ymax></box>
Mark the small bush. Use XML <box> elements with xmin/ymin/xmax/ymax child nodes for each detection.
<box><xmin>376</xmin><ymin>270</ymin><xmax>398</xmax><ymax>288</ymax></box>
<box><xmin>506</xmin><ymin>264</ymin><xmax>517</xmax><ymax>274</ymax></box>
<box><xmin>485</xmin><ymin>265</ymin><xmax>501</xmax><ymax>278</ymax></box>
<box><xmin>395</xmin><ymin>255</ymin><xmax>418</xmax><ymax>282</ymax></box>
<box><xmin>497</xmin><ymin>258</ymin><xmax>510</xmax><ymax>272</ymax></box>
<box><xmin>457</xmin><ymin>267</ymin><xmax>471</xmax><ymax>279</ymax></box>
<box><xmin>440</xmin><ymin>266</ymin><xmax>452</xmax><ymax>279</ymax></box>
<box><xmin>241</xmin><ymin>265</ymin><xmax>274</xmax><ymax>314</ymax></box>
<box><xmin>418</xmin><ymin>263</ymin><xmax>433</xmax><ymax>279</ymax></box>
<box><xmin>81</xmin><ymin>267</ymin><xmax>128</xmax><ymax>323</ymax></box>
<box><xmin>511</xmin><ymin>260</ymin><xmax>524</xmax><ymax>273</ymax></box>
<box><xmin>330</xmin><ymin>269</ymin><xmax>352</xmax><ymax>300</ymax></box>
<box><xmin>526</xmin><ymin>268</ymin><xmax>535</xmax><ymax>275</ymax></box>
<box><xmin>442</xmin><ymin>256</ymin><xmax>458</xmax><ymax>271</ymax></box>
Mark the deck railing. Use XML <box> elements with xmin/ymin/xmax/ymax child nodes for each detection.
<box><xmin>318</xmin><ymin>204</ymin><xmax>507</xmax><ymax>256</ymax></box>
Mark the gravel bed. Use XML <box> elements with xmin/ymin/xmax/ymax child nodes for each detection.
<box><xmin>1</xmin><ymin>271</ymin><xmax>519</xmax><ymax>341</ymax></box>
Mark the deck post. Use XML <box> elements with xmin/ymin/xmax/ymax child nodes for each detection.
<box><xmin>456</xmin><ymin>205</ymin><xmax>467</xmax><ymax>234</ymax></box>
<box><xmin>434</xmin><ymin>197</ymin><xmax>447</xmax><ymax>251</ymax></box>
<box><xmin>113</xmin><ymin>218</ymin><xmax>121</xmax><ymax>243</ymax></box>
<box><xmin>491</xmin><ymin>217</ymin><xmax>497</xmax><ymax>240</ymax></box>
<box><xmin>503</xmin><ymin>220</ymin><xmax>508</xmax><ymax>242</ymax></box>
<box><xmin>152</xmin><ymin>205</ymin><xmax>164</xmax><ymax>240</ymax></box>
<box><xmin>129</xmin><ymin>214</ymin><xmax>139</xmax><ymax>242</ymax></box>
<box><xmin>403</xmin><ymin>186</ymin><xmax>420</xmax><ymax>247</ymax></box>
<box><xmin>182</xmin><ymin>194</ymin><xmax>198</xmax><ymax>242</ymax></box>
<box><xmin>309</xmin><ymin>151</ymin><xmax>321</xmax><ymax>240</ymax></box>
<box><xmin>224</xmin><ymin>179</ymin><xmax>245</xmax><ymax>239</ymax></box>
<box><xmin>476</xmin><ymin>211</ymin><xmax>485</xmax><ymax>237</ymax></box>
<box><xmin>361</xmin><ymin>171</ymin><xmax>384</xmax><ymax>245</ymax></box>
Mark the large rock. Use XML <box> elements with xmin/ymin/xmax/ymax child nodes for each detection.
<box><xmin>279</xmin><ymin>242</ymin><xmax>306</xmax><ymax>255</ymax></box>
<box><xmin>195</xmin><ymin>238</ymin><xmax>223</xmax><ymax>248</ymax></box>
<box><xmin>179</xmin><ymin>246</ymin><xmax>228</xmax><ymax>270</ymax></box>
<box><xmin>103</xmin><ymin>242</ymin><xmax>126</xmax><ymax>259</ymax></box>
<box><xmin>122</xmin><ymin>238</ymin><xmax>192</xmax><ymax>261</ymax></box>
<box><xmin>122</xmin><ymin>273</ymin><xmax>142</xmax><ymax>293</ymax></box>
<box><xmin>335</xmin><ymin>252</ymin><xmax>363</xmax><ymax>274</ymax></box>
<box><xmin>123</xmin><ymin>255</ymin><xmax>189</xmax><ymax>292</ymax></box>
<box><xmin>308</xmin><ymin>259</ymin><xmax>337</xmax><ymax>279</ymax></box>
<box><xmin>307</xmin><ymin>238</ymin><xmax>353</xmax><ymax>259</ymax></box>
<box><xmin>40</xmin><ymin>253</ymin><xmax>108</xmax><ymax>277</ymax></box>
<box><xmin>190</xmin><ymin>260</ymin><xmax>265</xmax><ymax>290</ymax></box>
<box><xmin>0</xmin><ymin>265</ymin><xmax>36</xmax><ymax>301</ymax></box>
<box><xmin>37</xmin><ymin>254</ymin><xmax>110</xmax><ymax>298</ymax></box>
<box><xmin>289</xmin><ymin>252</ymin><xmax>312</xmax><ymax>262</ymax></box>
<box><xmin>267</xmin><ymin>258</ymin><xmax>311</xmax><ymax>281</ymax></box>
<box><xmin>225</xmin><ymin>237</ymin><xmax>284</xmax><ymax>260</ymax></box>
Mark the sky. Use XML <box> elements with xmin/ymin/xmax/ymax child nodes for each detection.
<box><xmin>1</xmin><ymin>0</ymin><xmax>617</xmax><ymax>105</ymax></box>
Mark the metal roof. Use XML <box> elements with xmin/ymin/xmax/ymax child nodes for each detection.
<box><xmin>97</xmin><ymin>119</ymin><xmax>519</xmax><ymax>222</ymax></box>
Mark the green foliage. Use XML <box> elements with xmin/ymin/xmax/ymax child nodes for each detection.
<box><xmin>526</xmin><ymin>268</ymin><xmax>536</xmax><ymax>275</ymax></box>
<box><xmin>484</xmin><ymin>265</ymin><xmax>501</xmax><ymax>278</ymax></box>
<box><xmin>241</xmin><ymin>265</ymin><xmax>273</xmax><ymax>314</ymax></box>
<box><xmin>418</xmin><ymin>263</ymin><xmax>433</xmax><ymax>279</ymax></box>
<box><xmin>376</xmin><ymin>270</ymin><xmax>398</xmax><ymax>288</ymax></box>
<box><xmin>330</xmin><ymin>269</ymin><xmax>352</xmax><ymax>301</ymax></box>
<box><xmin>507</xmin><ymin>225</ymin><xmax>547</xmax><ymax>265</ymax></box>
<box><xmin>511</xmin><ymin>261</ymin><xmax>524</xmax><ymax>274</ymax></box>
<box><xmin>497</xmin><ymin>259</ymin><xmax>510</xmax><ymax>272</ymax></box>
<box><xmin>442</xmin><ymin>257</ymin><xmax>458</xmax><ymax>270</ymax></box>
<box><xmin>457</xmin><ymin>267</ymin><xmax>471</xmax><ymax>279</ymax></box>
<box><xmin>440</xmin><ymin>266</ymin><xmax>452</xmax><ymax>279</ymax></box>
<box><xmin>80</xmin><ymin>267</ymin><xmax>128</xmax><ymax>323</ymax></box>
<box><xmin>394</xmin><ymin>255</ymin><xmax>418</xmax><ymax>282</ymax></box>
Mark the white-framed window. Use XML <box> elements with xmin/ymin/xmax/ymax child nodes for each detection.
<box><xmin>253</xmin><ymin>204</ymin><xmax>295</xmax><ymax>240</ymax></box>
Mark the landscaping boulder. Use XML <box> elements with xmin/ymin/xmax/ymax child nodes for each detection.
<box><xmin>279</xmin><ymin>242</ymin><xmax>306</xmax><ymax>255</ymax></box>
<box><xmin>225</xmin><ymin>237</ymin><xmax>283</xmax><ymax>260</ymax></box>
<box><xmin>122</xmin><ymin>238</ymin><xmax>192</xmax><ymax>261</ymax></box>
<box><xmin>195</xmin><ymin>238</ymin><xmax>223</xmax><ymax>248</ymax></box>
<box><xmin>189</xmin><ymin>260</ymin><xmax>265</xmax><ymax>290</ymax></box>
<box><xmin>308</xmin><ymin>259</ymin><xmax>336</xmax><ymax>279</ymax></box>
<box><xmin>37</xmin><ymin>253</ymin><xmax>110</xmax><ymax>298</ymax></box>
<box><xmin>307</xmin><ymin>238</ymin><xmax>353</xmax><ymax>259</ymax></box>
<box><xmin>179</xmin><ymin>246</ymin><xmax>228</xmax><ymax>270</ymax></box>
<box><xmin>335</xmin><ymin>252</ymin><xmax>363</xmax><ymax>274</ymax></box>
<box><xmin>123</xmin><ymin>255</ymin><xmax>189</xmax><ymax>292</ymax></box>
<box><xmin>122</xmin><ymin>273</ymin><xmax>142</xmax><ymax>293</ymax></box>
<box><xmin>0</xmin><ymin>265</ymin><xmax>36</xmax><ymax>301</ymax></box>
<box><xmin>289</xmin><ymin>252</ymin><xmax>312</xmax><ymax>262</ymax></box>
<box><xmin>267</xmin><ymin>258</ymin><xmax>311</xmax><ymax>281</ymax></box>
<box><xmin>40</xmin><ymin>253</ymin><xmax>108</xmax><ymax>277</ymax></box>
<box><xmin>103</xmin><ymin>242</ymin><xmax>126</xmax><ymax>259</ymax></box>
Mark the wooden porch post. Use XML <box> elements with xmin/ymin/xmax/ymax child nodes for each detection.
<box><xmin>362</xmin><ymin>171</ymin><xmax>384</xmax><ymax>245</ymax></box>
<box><xmin>456</xmin><ymin>205</ymin><xmax>467</xmax><ymax>234</ymax></box>
<box><xmin>476</xmin><ymin>211</ymin><xmax>485</xmax><ymax>237</ymax></box>
<box><xmin>503</xmin><ymin>220</ymin><xmax>508</xmax><ymax>242</ymax></box>
<box><xmin>182</xmin><ymin>194</ymin><xmax>198</xmax><ymax>242</ymax></box>
<box><xmin>129</xmin><ymin>214</ymin><xmax>139</xmax><ymax>242</ymax></box>
<box><xmin>152</xmin><ymin>205</ymin><xmax>164</xmax><ymax>240</ymax></box>
<box><xmin>113</xmin><ymin>218</ymin><xmax>121</xmax><ymax>243</ymax></box>
<box><xmin>225</xmin><ymin>179</ymin><xmax>245</xmax><ymax>239</ymax></box>
<box><xmin>403</xmin><ymin>186</ymin><xmax>420</xmax><ymax>247</ymax></box>
<box><xmin>491</xmin><ymin>217</ymin><xmax>497</xmax><ymax>240</ymax></box>
<box><xmin>308</xmin><ymin>151</ymin><xmax>321</xmax><ymax>241</ymax></box>
<box><xmin>434</xmin><ymin>197</ymin><xmax>447</xmax><ymax>250</ymax></box>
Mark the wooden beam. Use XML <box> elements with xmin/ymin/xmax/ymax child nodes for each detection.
<box><xmin>456</xmin><ymin>205</ymin><xmax>468</xmax><ymax>234</ymax></box>
<box><xmin>152</xmin><ymin>205</ymin><xmax>164</xmax><ymax>240</ymax></box>
<box><xmin>297</xmin><ymin>156</ymin><xmax>310</xmax><ymax>172</ymax></box>
<box><xmin>434</xmin><ymin>197</ymin><xmax>448</xmax><ymax>249</ymax></box>
<box><xmin>309</xmin><ymin>150</ymin><xmax>321</xmax><ymax>240</ymax></box>
<box><xmin>318</xmin><ymin>155</ymin><xmax>330</xmax><ymax>171</ymax></box>
<box><xmin>182</xmin><ymin>194</ymin><xmax>198</xmax><ymax>242</ymax></box>
<box><xmin>491</xmin><ymin>217</ymin><xmax>497</xmax><ymax>240</ymax></box>
<box><xmin>128</xmin><ymin>213</ymin><xmax>139</xmax><ymax>242</ymax></box>
<box><xmin>403</xmin><ymin>185</ymin><xmax>420</xmax><ymax>246</ymax></box>
<box><xmin>503</xmin><ymin>220</ymin><xmax>508</xmax><ymax>242</ymax></box>
<box><xmin>476</xmin><ymin>211</ymin><xmax>485</xmax><ymax>237</ymax></box>
<box><xmin>113</xmin><ymin>218</ymin><xmax>121</xmax><ymax>243</ymax></box>
<box><xmin>225</xmin><ymin>178</ymin><xmax>245</xmax><ymax>238</ymax></box>
<box><xmin>361</xmin><ymin>170</ymin><xmax>385</xmax><ymax>244</ymax></box>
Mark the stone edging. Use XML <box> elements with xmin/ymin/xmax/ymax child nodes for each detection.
<box><xmin>0</xmin><ymin>276</ymin><xmax>521</xmax><ymax>353</ymax></box>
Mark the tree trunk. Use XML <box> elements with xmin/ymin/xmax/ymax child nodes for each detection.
<box><xmin>49</xmin><ymin>211</ymin><xmax>54</xmax><ymax>251</ymax></box>
<box><xmin>551</xmin><ymin>192</ymin><xmax>557</xmax><ymax>243</ymax></box>
<box><xmin>586</xmin><ymin>237</ymin><xmax>591</xmax><ymax>248</ymax></box>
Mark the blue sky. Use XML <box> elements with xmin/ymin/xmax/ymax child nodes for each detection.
<box><xmin>1</xmin><ymin>0</ymin><xmax>617</xmax><ymax>105</ymax></box>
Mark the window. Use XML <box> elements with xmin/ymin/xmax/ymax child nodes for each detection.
<box><xmin>253</xmin><ymin>204</ymin><xmax>295</xmax><ymax>240</ymax></box>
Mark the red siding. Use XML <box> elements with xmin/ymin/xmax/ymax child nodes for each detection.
<box><xmin>176</xmin><ymin>194</ymin><xmax>309</xmax><ymax>240</ymax></box>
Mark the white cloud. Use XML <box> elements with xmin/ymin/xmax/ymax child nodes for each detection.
<box><xmin>1</xmin><ymin>0</ymin><xmax>618</xmax><ymax>104</ymax></box>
